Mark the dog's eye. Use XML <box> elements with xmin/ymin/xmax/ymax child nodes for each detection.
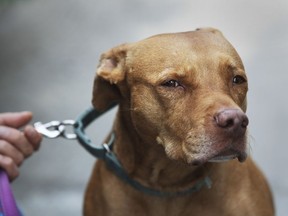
<box><xmin>161</xmin><ymin>80</ymin><xmax>181</xmax><ymax>88</ymax></box>
<box><xmin>233</xmin><ymin>75</ymin><xmax>246</xmax><ymax>84</ymax></box>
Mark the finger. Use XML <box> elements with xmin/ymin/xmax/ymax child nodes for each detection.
<box><xmin>24</xmin><ymin>125</ymin><xmax>42</xmax><ymax>151</ymax></box>
<box><xmin>0</xmin><ymin>155</ymin><xmax>19</xmax><ymax>181</ymax></box>
<box><xmin>0</xmin><ymin>140</ymin><xmax>24</xmax><ymax>166</ymax></box>
<box><xmin>0</xmin><ymin>126</ymin><xmax>34</xmax><ymax>158</ymax></box>
<box><xmin>0</xmin><ymin>112</ymin><xmax>33</xmax><ymax>128</ymax></box>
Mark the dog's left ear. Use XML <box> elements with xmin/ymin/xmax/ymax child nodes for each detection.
<box><xmin>92</xmin><ymin>44</ymin><xmax>128</xmax><ymax>111</ymax></box>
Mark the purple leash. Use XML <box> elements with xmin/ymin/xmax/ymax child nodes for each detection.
<box><xmin>0</xmin><ymin>170</ymin><xmax>22</xmax><ymax>216</ymax></box>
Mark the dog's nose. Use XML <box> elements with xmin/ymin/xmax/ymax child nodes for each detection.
<box><xmin>214</xmin><ymin>109</ymin><xmax>249</xmax><ymax>133</ymax></box>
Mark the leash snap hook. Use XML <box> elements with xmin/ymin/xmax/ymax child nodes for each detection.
<box><xmin>34</xmin><ymin>120</ymin><xmax>77</xmax><ymax>140</ymax></box>
<box><xmin>61</xmin><ymin>120</ymin><xmax>77</xmax><ymax>140</ymax></box>
<box><xmin>34</xmin><ymin>121</ymin><xmax>65</xmax><ymax>138</ymax></box>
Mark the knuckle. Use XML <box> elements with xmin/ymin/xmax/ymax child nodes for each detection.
<box><xmin>15</xmin><ymin>132</ymin><xmax>24</xmax><ymax>146</ymax></box>
<box><xmin>25</xmin><ymin>126</ymin><xmax>42</xmax><ymax>146</ymax></box>
<box><xmin>14</xmin><ymin>134</ymin><xmax>34</xmax><ymax>157</ymax></box>
<box><xmin>0</xmin><ymin>126</ymin><xmax>8</xmax><ymax>139</ymax></box>
<box><xmin>23</xmin><ymin>145</ymin><xmax>34</xmax><ymax>158</ymax></box>
<box><xmin>0</xmin><ymin>139</ymin><xmax>24</xmax><ymax>165</ymax></box>
<box><xmin>0</xmin><ymin>155</ymin><xmax>19</xmax><ymax>181</ymax></box>
<box><xmin>0</xmin><ymin>139</ymin><xmax>9</xmax><ymax>150</ymax></box>
<box><xmin>3</xmin><ymin>157</ymin><xmax>15</xmax><ymax>169</ymax></box>
<box><xmin>15</xmin><ymin>153</ymin><xmax>24</xmax><ymax>166</ymax></box>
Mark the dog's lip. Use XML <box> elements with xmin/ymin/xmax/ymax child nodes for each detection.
<box><xmin>208</xmin><ymin>154</ymin><xmax>237</xmax><ymax>163</ymax></box>
<box><xmin>208</xmin><ymin>149</ymin><xmax>247</xmax><ymax>163</ymax></box>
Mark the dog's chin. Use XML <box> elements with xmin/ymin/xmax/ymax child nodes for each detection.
<box><xmin>208</xmin><ymin>149</ymin><xmax>247</xmax><ymax>163</ymax></box>
<box><xmin>190</xmin><ymin>149</ymin><xmax>247</xmax><ymax>166</ymax></box>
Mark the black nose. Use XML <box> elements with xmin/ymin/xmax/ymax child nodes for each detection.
<box><xmin>214</xmin><ymin>109</ymin><xmax>249</xmax><ymax>133</ymax></box>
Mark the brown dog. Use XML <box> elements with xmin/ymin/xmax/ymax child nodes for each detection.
<box><xmin>84</xmin><ymin>28</ymin><xmax>274</xmax><ymax>216</ymax></box>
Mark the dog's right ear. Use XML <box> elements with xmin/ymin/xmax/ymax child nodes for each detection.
<box><xmin>92</xmin><ymin>44</ymin><xmax>128</xmax><ymax>111</ymax></box>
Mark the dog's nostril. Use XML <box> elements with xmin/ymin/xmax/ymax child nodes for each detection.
<box><xmin>241</xmin><ymin>116</ymin><xmax>249</xmax><ymax>128</ymax></box>
<box><xmin>226</xmin><ymin>119</ymin><xmax>234</xmax><ymax>128</ymax></box>
<box><xmin>243</xmin><ymin>114</ymin><xmax>249</xmax><ymax>125</ymax></box>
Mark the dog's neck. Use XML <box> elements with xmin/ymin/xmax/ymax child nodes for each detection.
<box><xmin>112</xmin><ymin>106</ymin><xmax>212</xmax><ymax>189</ymax></box>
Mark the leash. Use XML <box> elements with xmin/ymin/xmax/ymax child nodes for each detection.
<box><xmin>34</xmin><ymin>103</ymin><xmax>212</xmax><ymax>197</ymax></box>
<box><xmin>0</xmin><ymin>170</ymin><xmax>23</xmax><ymax>216</ymax></box>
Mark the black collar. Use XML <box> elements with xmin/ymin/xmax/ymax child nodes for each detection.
<box><xmin>74</xmin><ymin>103</ymin><xmax>212</xmax><ymax>197</ymax></box>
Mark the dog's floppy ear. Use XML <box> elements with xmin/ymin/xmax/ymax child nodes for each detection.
<box><xmin>92</xmin><ymin>44</ymin><xmax>128</xmax><ymax>111</ymax></box>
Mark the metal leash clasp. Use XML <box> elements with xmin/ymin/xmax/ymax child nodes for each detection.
<box><xmin>34</xmin><ymin>120</ymin><xmax>77</xmax><ymax>140</ymax></box>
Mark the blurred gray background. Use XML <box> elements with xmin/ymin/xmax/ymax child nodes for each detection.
<box><xmin>0</xmin><ymin>0</ymin><xmax>287</xmax><ymax>215</ymax></box>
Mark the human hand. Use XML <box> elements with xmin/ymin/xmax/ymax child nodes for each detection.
<box><xmin>0</xmin><ymin>112</ymin><xmax>42</xmax><ymax>181</ymax></box>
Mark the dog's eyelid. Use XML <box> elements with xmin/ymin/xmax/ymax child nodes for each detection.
<box><xmin>158</xmin><ymin>72</ymin><xmax>187</xmax><ymax>87</ymax></box>
<box><xmin>232</xmin><ymin>75</ymin><xmax>247</xmax><ymax>84</ymax></box>
<box><xmin>161</xmin><ymin>79</ymin><xmax>182</xmax><ymax>88</ymax></box>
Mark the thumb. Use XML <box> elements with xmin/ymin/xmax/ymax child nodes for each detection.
<box><xmin>0</xmin><ymin>112</ymin><xmax>33</xmax><ymax>128</ymax></box>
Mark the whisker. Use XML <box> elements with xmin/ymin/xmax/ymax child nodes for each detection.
<box><xmin>247</xmin><ymin>132</ymin><xmax>256</xmax><ymax>154</ymax></box>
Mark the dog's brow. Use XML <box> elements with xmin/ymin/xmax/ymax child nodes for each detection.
<box><xmin>219</xmin><ymin>56</ymin><xmax>244</xmax><ymax>71</ymax></box>
<box><xmin>157</xmin><ymin>68</ymin><xmax>187</xmax><ymax>81</ymax></box>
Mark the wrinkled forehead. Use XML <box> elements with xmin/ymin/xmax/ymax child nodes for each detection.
<box><xmin>126</xmin><ymin>30</ymin><xmax>244</xmax><ymax>77</ymax></box>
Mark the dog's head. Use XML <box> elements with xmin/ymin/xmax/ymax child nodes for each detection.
<box><xmin>93</xmin><ymin>28</ymin><xmax>249</xmax><ymax>165</ymax></box>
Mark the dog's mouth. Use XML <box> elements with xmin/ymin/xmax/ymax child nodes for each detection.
<box><xmin>208</xmin><ymin>149</ymin><xmax>247</xmax><ymax>163</ymax></box>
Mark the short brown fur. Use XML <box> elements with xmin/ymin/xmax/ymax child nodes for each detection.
<box><xmin>85</xmin><ymin>28</ymin><xmax>274</xmax><ymax>216</ymax></box>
